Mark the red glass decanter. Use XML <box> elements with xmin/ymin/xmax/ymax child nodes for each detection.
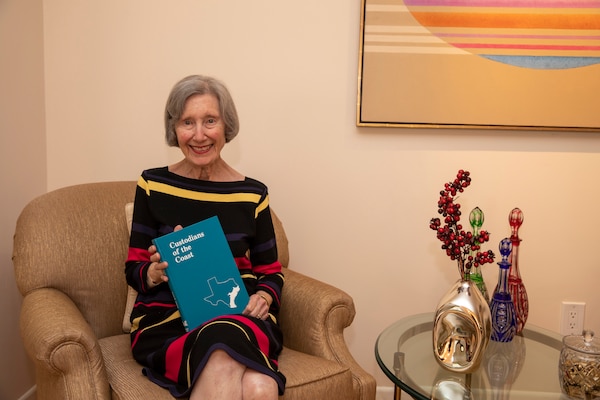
<box><xmin>508</xmin><ymin>208</ymin><xmax>528</xmax><ymax>334</ymax></box>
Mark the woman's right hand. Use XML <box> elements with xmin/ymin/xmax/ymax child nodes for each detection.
<box><xmin>147</xmin><ymin>225</ymin><xmax>183</xmax><ymax>286</ymax></box>
<box><xmin>148</xmin><ymin>244</ymin><xmax>169</xmax><ymax>286</ymax></box>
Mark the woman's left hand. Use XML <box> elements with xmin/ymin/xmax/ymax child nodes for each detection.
<box><xmin>243</xmin><ymin>291</ymin><xmax>272</xmax><ymax>320</ymax></box>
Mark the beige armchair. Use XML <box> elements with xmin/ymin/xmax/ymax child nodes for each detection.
<box><xmin>13</xmin><ymin>181</ymin><xmax>375</xmax><ymax>400</ymax></box>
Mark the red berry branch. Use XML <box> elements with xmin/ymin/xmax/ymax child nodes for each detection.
<box><xmin>429</xmin><ymin>170</ymin><xmax>495</xmax><ymax>279</ymax></box>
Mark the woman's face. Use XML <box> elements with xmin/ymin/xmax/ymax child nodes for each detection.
<box><xmin>175</xmin><ymin>93</ymin><xmax>226</xmax><ymax>169</ymax></box>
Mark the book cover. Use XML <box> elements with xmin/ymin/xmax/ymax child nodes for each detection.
<box><xmin>152</xmin><ymin>215</ymin><xmax>249</xmax><ymax>332</ymax></box>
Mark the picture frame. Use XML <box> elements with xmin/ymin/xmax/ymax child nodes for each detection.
<box><xmin>357</xmin><ymin>0</ymin><xmax>600</xmax><ymax>131</ymax></box>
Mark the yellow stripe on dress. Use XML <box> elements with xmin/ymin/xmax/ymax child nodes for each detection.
<box><xmin>256</xmin><ymin>195</ymin><xmax>269</xmax><ymax>217</ymax></box>
<box><xmin>130</xmin><ymin>310</ymin><xmax>182</xmax><ymax>333</ymax></box>
<box><xmin>146</xmin><ymin>180</ymin><xmax>263</xmax><ymax>204</ymax></box>
<box><xmin>138</xmin><ymin>176</ymin><xmax>150</xmax><ymax>196</ymax></box>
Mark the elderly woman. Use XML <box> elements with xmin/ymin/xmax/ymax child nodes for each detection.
<box><xmin>125</xmin><ymin>75</ymin><xmax>285</xmax><ymax>400</ymax></box>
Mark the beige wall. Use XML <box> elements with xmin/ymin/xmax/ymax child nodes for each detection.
<box><xmin>3</xmin><ymin>0</ymin><xmax>600</xmax><ymax>397</ymax></box>
<box><xmin>1</xmin><ymin>0</ymin><xmax>45</xmax><ymax>398</ymax></box>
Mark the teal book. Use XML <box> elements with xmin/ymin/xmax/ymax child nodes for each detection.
<box><xmin>152</xmin><ymin>215</ymin><xmax>249</xmax><ymax>332</ymax></box>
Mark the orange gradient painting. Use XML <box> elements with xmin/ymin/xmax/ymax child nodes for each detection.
<box><xmin>402</xmin><ymin>0</ymin><xmax>600</xmax><ymax>69</ymax></box>
<box><xmin>358</xmin><ymin>0</ymin><xmax>600</xmax><ymax>130</ymax></box>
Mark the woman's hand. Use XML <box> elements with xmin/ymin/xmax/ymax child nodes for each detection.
<box><xmin>147</xmin><ymin>245</ymin><xmax>169</xmax><ymax>286</ymax></box>
<box><xmin>147</xmin><ymin>225</ymin><xmax>183</xmax><ymax>287</ymax></box>
<box><xmin>243</xmin><ymin>291</ymin><xmax>272</xmax><ymax>320</ymax></box>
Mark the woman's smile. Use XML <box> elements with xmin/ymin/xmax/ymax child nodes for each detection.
<box><xmin>190</xmin><ymin>143</ymin><xmax>213</xmax><ymax>155</ymax></box>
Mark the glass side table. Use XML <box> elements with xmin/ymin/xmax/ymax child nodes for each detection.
<box><xmin>375</xmin><ymin>312</ymin><xmax>567</xmax><ymax>400</ymax></box>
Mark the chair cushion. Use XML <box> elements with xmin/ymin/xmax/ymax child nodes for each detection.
<box><xmin>99</xmin><ymin>335</ymin><xmax>172</xmax><ymax>399</ymax></box>
<box><xmin>99</xmin><ymin>334</ymin><xmax>354</xmax><ymax>400</ymax></box>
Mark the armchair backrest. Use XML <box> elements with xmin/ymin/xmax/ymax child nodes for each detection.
<box><xmin>13</xmin><ymin>181</ymin><xmax>137</xmax><ymax>339</ymax></box>
<box><xmin>13</xmin><ymin>181</ymin><xmax>289</xmax><ymax>340</ymax></box>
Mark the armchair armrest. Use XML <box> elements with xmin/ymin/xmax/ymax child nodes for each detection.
<box><xmin>279</xmin><ymin>269</ymin><xmax>376</xmax><ymax>400</ymax></box>
<box><xmin>19</xmin><ymin>288</ymin><xmax>110</xmax><ymax>400</ymax></box>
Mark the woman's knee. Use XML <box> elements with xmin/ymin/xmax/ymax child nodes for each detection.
<box><xmin>242</xmin><ymin>371</ymin><xmax>278</xmax><ymax>400</ymax></box>
<box><xmin>205</xmin><ymin>349</ymin><xmax>244</xmax><ymax>374</ymax></box>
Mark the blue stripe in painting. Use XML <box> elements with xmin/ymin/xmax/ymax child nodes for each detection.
<box><xmin>483</xmin><ymin>55</ymin><xmax>600</xmax><ymax>69</ymax></box>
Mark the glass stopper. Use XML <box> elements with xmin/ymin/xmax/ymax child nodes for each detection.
<box><xmin>469</xmin><ymin>207</ymin><xmax>484</xmax><ymax>230</ymax></box>
<box><xmin>509</xmin><ymin>208</ymin><xmax>524</xmax><ymax>238</ymax></box>
<box><xmin>498</xmin><ymin>238</ymin><xmax>512</xmax><ymax>268</ymax></box>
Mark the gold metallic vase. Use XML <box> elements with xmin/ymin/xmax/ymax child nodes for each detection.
<box><xmin>433</xmin><ymin>278</ymin><xmax>492</xmax><ymax>374</ymax></box>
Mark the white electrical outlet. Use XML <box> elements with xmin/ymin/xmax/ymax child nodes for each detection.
<box><xmin>560</xmin><ymin>301</ymin><xmax>585</xmax><ymax>336</ymax></box>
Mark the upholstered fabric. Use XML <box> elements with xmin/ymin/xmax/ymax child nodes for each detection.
<box><xmin>13</xmin><ymin>181</ymin><xmax>375</xmax><ymax>400</ymax></box>
<box><xmin>123</xmin><ymin>202</ymin><xmax>136</xmax><ymax>333</ymax></box>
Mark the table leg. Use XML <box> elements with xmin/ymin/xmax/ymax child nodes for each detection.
<box><xmin>394</xmin><ymin>385</ymin><xmax>402</xmax><ymax>400</ymax></box>
<box><xmin>394</xmin><ymin>352</ymin><xmax>404</xmax><ymax>400</ymax></box>
<box><xmin>394</xmin><ymin>352</ymin><xmax>425</xmax><ymax>400</ymax></box>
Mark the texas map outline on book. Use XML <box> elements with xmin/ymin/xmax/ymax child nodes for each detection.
<box><xmin>152</xmin><ymin>215</ymin><xmax>249</xmax><ymax>332</ymax></box>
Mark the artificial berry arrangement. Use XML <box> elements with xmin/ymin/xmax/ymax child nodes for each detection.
<box><xmin>429</xmin><ymin>170</ymin><xmax>495</xmax><ymax>279</ymax></box>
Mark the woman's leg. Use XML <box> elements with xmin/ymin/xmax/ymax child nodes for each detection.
<box><xmin>189</xmin><ymin>349</ymin><xmax>244</xmax><ymax>399</ymax></box>
<box><xmin>242</xmin><ymin>369</ymin><xmax>278</xmax><ymax>400</ymax></box>
<box><xmin>189</xmin><ymin>349</ymin><xmax>279</xmax><ymax>400</ymax></box>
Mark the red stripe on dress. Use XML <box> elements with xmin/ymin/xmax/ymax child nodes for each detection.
<box><xmin>164</xmin><ymin>331</ymin><xmax>192</xmax><ymax>382</ymax></box>
<box><xmin>253</xmin><ymin>261</ymin><xmax>282</xmax><ymax>275</ymax></box>
<box><xmin>235</xmin><ymin>256</ymin><xmax>252</xmax><ymax>270</ymax></box>
<box><xmin>127</xmin><ymin>247</ymin><xmax>150</xmax><ymax>262</ymax></box>
<box><xmin>229</xmin><ymin>315</ymin><xmax>270</xmax><ymax>355</ymax></box>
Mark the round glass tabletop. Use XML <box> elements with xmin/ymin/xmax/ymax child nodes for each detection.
<box><xmin>375</xmin><ymin>313</ymin><xmax>568</xmax><ymax>400</ymax></box>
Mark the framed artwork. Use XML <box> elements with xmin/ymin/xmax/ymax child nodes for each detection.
<box><xmin>357</xmin><ymin>0</ymin><xmax>600</xmax><ymax>131</ymax></box>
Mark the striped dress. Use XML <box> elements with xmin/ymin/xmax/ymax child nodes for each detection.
<box><xmin>125</xmin><ymin>167</ymin><xmax>286</xmax><ymax>397</ymax></box>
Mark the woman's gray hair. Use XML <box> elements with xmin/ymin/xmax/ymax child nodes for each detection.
<box><xmin>164</xmin><ymin>75</ymin><xmax>240</xmax><ymax>146</ymax></box>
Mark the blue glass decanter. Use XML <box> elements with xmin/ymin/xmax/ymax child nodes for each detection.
<box><xmin>490</xmin><ymin>238</ymin><xmax>517</xmax><ymax>342</ymax></box>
